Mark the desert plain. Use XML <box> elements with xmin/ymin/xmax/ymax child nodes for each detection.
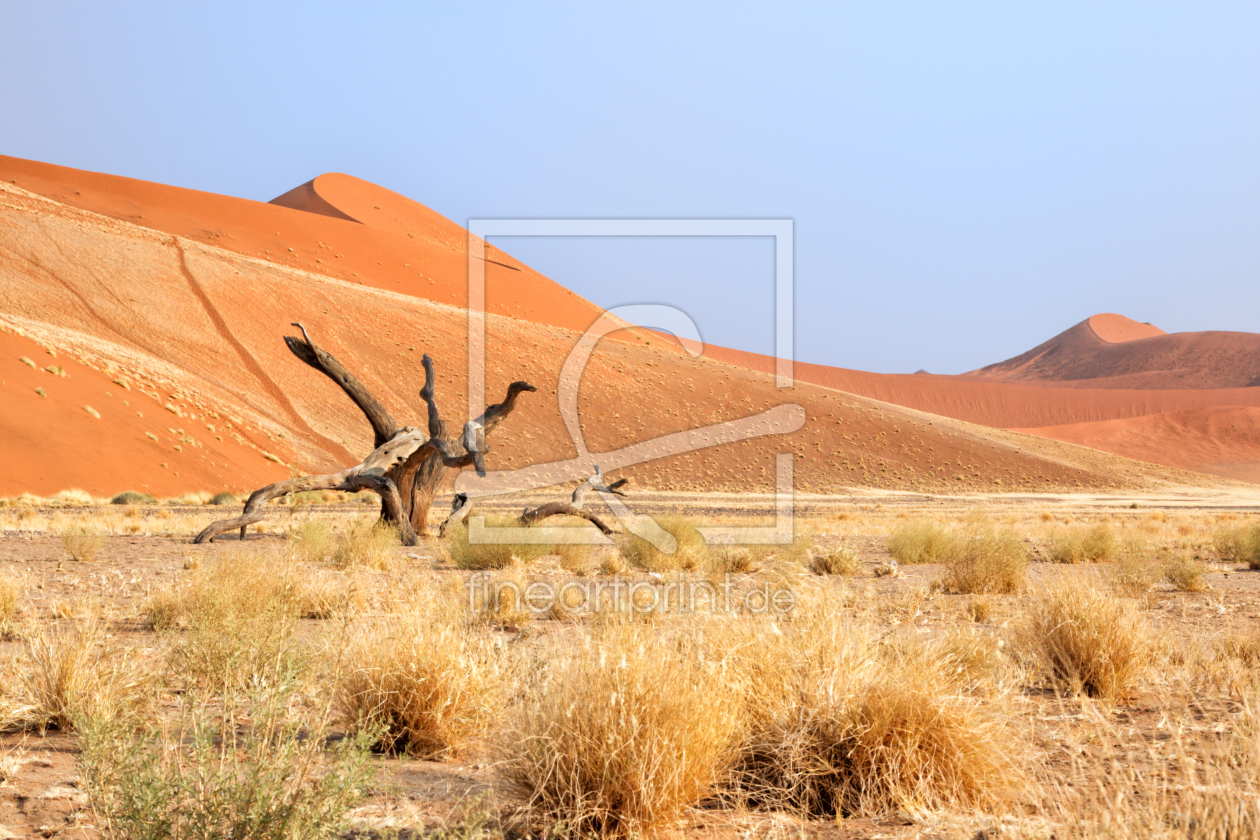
<box><xmin>2</xmin><ymin>156</ymin><xmax>1260</xmax><ymax>839</ymax></box>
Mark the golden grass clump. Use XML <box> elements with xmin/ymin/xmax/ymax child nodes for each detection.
<box><xmin>1015</xmin><ymin>583</ymin><xmax>1152</xmax><ymax>701</ymax></box>
<box><xmin>1047</xmin><ymin>522</ymin><xmax>1119</xmax><ymax>564</ymax></box>
<box><xmin>500</xmin><ymin>623</ymin><xmax>742</xmax><ymax>837</ymax></box>
<box><xmin>1214</xmin><ymin>523</ymin><xmax>1260</xmax><ymax>567</ymax></box>
<box><xmin>158</xmin><ymin>549</ymin><xmax>305</xmax><ymax>692</ymax></box>
<box><xmin>1162</xmin><ymin>551</ymin><xmax>1209</xmax><ymax>593</ymax></box>
<box><xmin>1</xmin><ymin>617</ymin><xmax>153</xmax><ymax>732</ymax></box>
<box><xmin>443</xmin><ymin>516</ymin><xmax>548</xmax><ymax>571</ymax></box>
<box><xmin>60</xmin><ymin>526</ymin><xmax>105</xmax><ymax>562</ymax></box>
<box><xmin>727</xmin><ymin>605</ymin><xmax>1023</xmax><ymax>817</ymax></box>
<box><xmin>886</xmin><ymin>519</ymin><xmax>962</xmax><ymax>564</ymax></box>
<box><xmin>941</xmin><ymin>526</ymin><xmax>1027</xmax><ymax>594</ymax></box>
<box><xmin>290</xmin><ymin>519</ymin><xmax>335</xmax><ymax>562</ymax></box>
<box><xmin>618</xmin><ymin>515</ymin><xmax>709</xmax><ymax>572</ymax></box>
<box><xmin>332</xmin><ymin>519</ymin><xmax>400</xmax><ymax>570</ymax></box>
<box><xmin>335</xmin><ymin>602</ymin><xmax>508</xmax><ymax>758</ymax></box>
<box><xmin>809</xmin><ymin>545</ymin><xmax>862</xmax><ymax>576</ymax></box>
<box><xmin>0</xmin><ymin>572</ymin><xmax>22</xmax><ymax>627</ymax></box>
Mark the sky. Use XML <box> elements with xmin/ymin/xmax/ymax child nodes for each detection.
<box><xmin>1</xmin><ymin>2</ymin><xmax>1257</xmax><ymax>374</ymax></box>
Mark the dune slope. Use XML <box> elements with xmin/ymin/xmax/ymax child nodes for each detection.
<box><xmin>0</xmin><ymin>171</ymin><xmax>1199</xmax><ymax>498</ymax></box>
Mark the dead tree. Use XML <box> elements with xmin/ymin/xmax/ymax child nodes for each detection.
<box><xmin>519</xmin><ymin>466</ymin><xmax>629</xmax><ymax>535</ymax></box>
<box><xmin>194</xmin><ymin>323</ymin><xmax>535</xmax><ymax>545</ymax></box>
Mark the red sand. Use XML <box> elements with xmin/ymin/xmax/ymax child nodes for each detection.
<box><xmin>969</xmin><ymin>315</ymin><xmax>1260</xmax><ymax>389</ymax></box>
<box><xmin>1087</xmin><ymin>313</ymin><xmax>1167</xmax><ymax>344</ymax></box>
<box><xmin>0</xmin><ymin>155</ymin><xmax>1252</xmax><ymax>495</ymax></box>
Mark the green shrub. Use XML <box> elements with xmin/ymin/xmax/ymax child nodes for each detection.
<box><xmin>208</xmin><ymin>491</ymin><xmax>238</xmax><ymax>506</ymax></box>
<box><xmin>79</xmin><ymin>676</ymin><xmax>379</xmax><ymax>840</ymax></box>
<box><xmin>886</xmin><ymin>520</ymin><xmax>962</xmax><ymax>564</ymax></box>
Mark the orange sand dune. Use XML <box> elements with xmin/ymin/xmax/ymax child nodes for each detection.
<box><xmin>1017</xmin><ymin>407</ymin><xmax>1260</xmax><ymax>485</ymax></box>
<box><xmin>0</xmin><ymin>163</ymin><xmax>1199</xmax><ymax>498</ymax></box>
<box><xmin>0</xmin><ymin>155</ymin><xmax>604</xmax><ymax>335</ymax></box>
<box><xmin>970</xmin><ymin>313</ymin><xmax>1260</xmax><ymax>389</ymax></box>
<box><xmin>0</xmin><ymin>330</ymin><xmax>293</xmax><ymax>497</ymax></box>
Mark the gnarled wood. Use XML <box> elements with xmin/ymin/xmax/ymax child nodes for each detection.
<box><xmin>519</xmin><ymin>467</ymin><xmax>628</xmax><ymax>535</ymax></box>
<box><xmin>204</xmin><ymin>325</ymin><xmax>539</xmax><ymax>545</ymax></box>
<box><xmin>286</xmin><ymin>322</ymin><xmax>398</xmax><ymax>449</ymax></box>
<box><xmin>438</xmin><ymin>493</ymin><xmax>472</xmax><ymax>537</ymax></box>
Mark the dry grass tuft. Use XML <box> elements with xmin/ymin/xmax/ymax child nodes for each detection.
<box><xmin>290</xmin><ymin>519</ymin><xmax>336</xmax><ymax>563</ymax></box>
<box><xmin>618</xmin><ymin>515</ymin><xmax>709</xmax><ymax>572</ymax></box>
<box><xmin>965</xmin><ymin>595</ymin><xmax>992</xmax><ymax>623</ymax></box>
<box><xmin>2</xmin><ymin>617</ymin><xmax>153</xmax><ymax>732</ymax></box>
<box><xmin>1162</xmin><ymin>551</ymin><xmax>1209</xmax><ymax>593</ymax></box>
<box><xmin>110</xmin><ymin>491</ymin><xmax>155</xmax><ymax>505</ymax></box>
<box><xmin>941</xmin><ymin>526</ymin><xmax>1027</xmax><ymax>594</ymax></box>
<box><xmin>1214</xmin><ymin>523</ymin><xmax>1260</xmax><ymax>567</ymax></box>
<box><xmin>886</xmin><ymin>519</ymin><xmax>962</xmax><ymax>564</ymax></box>
<box><xmin>500</xmin><ymin>623</ymin><xmax>741</xmax><ymax>837</ymax></box>
<box><xmin>444</xmin><ymin>516</ymin><xmax>546</xmax><ymax>571</ymax></box>
<box><xmin>60</xmin><ymin>527</ymin><xmax>104</xmax><ymax>562</ymax></box>
<box><xmin>1047</xmin><ymin>523</ymin><xmax>1119</xmax><ymax>564</ymax></box>
<box><xmin>335</xmin><ymin>601</ymin><xmax>508</xmax><ymax>759</ymax></box>
<box><xmin>1015</xmin><ymin>583</ymin><xmax>1152</xmax><ymax>701</ymax></box>
<box><xmin>0</xmin><ymin>572</ymin><xmax>22</xmax><ymax>628</ymax></box>
<box><xmin>727</xmin><ymin>606</ymin><xmax>1024</xmax><ymax>817</ymax></box>
<box><xmin>332</xmin><ymin>519</ymin><xmax>400</xmax><ymax>570</ymax></box>
<box><xmin>809</xmin><ymin>545</ymin><xmax>862</xmax><ymax>576</ymax></box>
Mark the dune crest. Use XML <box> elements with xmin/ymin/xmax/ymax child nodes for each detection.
<box><xmin>1087</xmin><ymin>313</ymin><xmax>1166</xmax><ymax>344</ymax></box>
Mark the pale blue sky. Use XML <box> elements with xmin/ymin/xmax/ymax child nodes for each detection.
<box><xmin>2</xmin><ymin>2</ymin><xmax>1256</xmax><ymax>373</ymax></box>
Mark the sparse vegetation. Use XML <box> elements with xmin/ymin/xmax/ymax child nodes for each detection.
<box><xmin>1162</xmin><ymin>551</ymin><xmax>1209</xmax><ymax>592</ymax></box>
<box><xmin>941</xmin><ymin>526</ymin><xmax>1027</xmax><ymax>594</ymax></box>
<box><xmin>208</xmin><ymin>490</ymin><xmax>237</xmax><ymax>505</ymax></box>
<box><xmin>336</xmin><ymin>604</ymin><xmax>508</xmax><ymax>758</ymax></box>
<box><xmin>886</xmin><ymin>519</ymin><xmax>961</xmax><ymax>564</ymax></box>
<box><xmin>110</xmin><ymin>491</ymin><xmax>156</xmax><ymax>505</ymax></box>
<box><xmin>1016</xmin><ymin>583</ymin><xmax>1152</xmax><ymax>701</ymax></box>
<box><xmin>1047</xmin><ymin>522</ymin><xmax>1119</xmax><ymax>563</ymax></box>
<box><xmin>60</xmin><ymin>526</ymin><xmax>104</xmax><ymax>561</ymax></box>
<box><xmin>500</xmin><ymin>624</ymin><xmax>741</xmax><ymax>837</ymax></box>
<box><xmin>332</xmin><ymin>519</ymin><xmax>400</xmax><ymax>570</ymax></box>
<box><xmin>809</xmin><ymin>545</ymin><xmax>862</xmax><ymax>576</ymax></box>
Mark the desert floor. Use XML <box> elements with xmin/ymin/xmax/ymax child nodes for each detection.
<box><xmin>2</xmin><ymin>487</ymin><xmax>1260</xmax><ymax>839</ymax></box>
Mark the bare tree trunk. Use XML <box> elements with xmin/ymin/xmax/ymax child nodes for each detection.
<box><xmin>196</xmin><ymin>324</ymin><xmax>537</xmax><ymax>546</ymax></box>
<box><xmin>281</xmin><ymin>324</ymin><xmax>535</xmax><ymax>538</ymax></box>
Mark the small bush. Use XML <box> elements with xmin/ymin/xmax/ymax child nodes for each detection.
<box><xmin>941</xmin><ymin>527</ymin><xmax>1027</xmax><ymax>594</ymax></box>
<box><xmin>1214</xmin><ymin>524</ymin><xmax>1260</xmax><ymax>567</ymax></box>
<box><xmin>728</xmin><ymin>608</ymin><xmax>1023</xmax><ymax>817</ymax></box>
<box><xmin>965</xmin><ymin>596</ymin><xmax>992</xmax><ymax>622</ymax></box>
<box><xmin>291</xmin><ymin>520</ymin><xmax>335</xmax><ymax>562</ymax></box>
<box><xmin>1047</xmin><ymin>523</ymin><xmax>1119</xmax><ymax>564</ymax></box>
<box><xmin>886</xmin><ymin>520</ymin><xmax>962</xmax><ymax>564</ymax></box>
<box><xmin>1111</xmin><ymin>549</ymin><xmax>1159</xmax><ymax>597</ymax></box>
<box><xmin>500</xmin><ymin>625</ymin><xmax>741</xmax><ymax>837</ymax></box>
<box><xmin>0</xmin><ymin>573</ymin><xmax>22</xmax><ymax>626</ymax></box>
<box><xmin>444</xmin><ymin>516</ymin><xmax>551</xmax><ymax>571</ymax></box>
<box><xmin>209</xmin><ymin>491</ymin><xmax>238</xmax><ymax>506</ymax></box>
<box><xmin>618</xmin><ymin>516</ymin><xmax>709</xmax><ymax>572</ymax></box>
<box><xmin>1016</xmin><ymin>584</ymin><xmax>1152</xmax><ymax>701</ymax></box>
<box><xmin>5</xmin><ymin>618</ymin><xmax>153</xmax><ymax>732</ymax></box>
<box><xmin>110</xmin><ymin>491</ymin><xmax>156</xmax><ymax>505</ymax></box>
<box><xmin>1162</xmin><ymin>552</ymin><xmax>1209</xmax><ymax>593</ymax></box>
<box><xmin>60</xmin><ymin>528</ymin><xmax>104</xmax><ymax>562</ymax></box>
<box><xmin>79</xmin><ymin>676</ymin><xmax>378</xmax><ymax>840</ymax></box>
<box><xmin>332</xmin><ymin>520</ymin><xmax>400</xmax><ymax>570</ymax></box>
<box><xmin>336</xmin><ymin>608</ymin><xmax>508</xmax><ymax>758</ymax></box>
<box><xmin>809</xmin><ymin>546</ymin><xmax>862</xmax><ymax>576</ymax></box>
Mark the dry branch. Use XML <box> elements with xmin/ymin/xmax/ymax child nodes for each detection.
<box><xmin>519</xmin><ymin>467</ymin><xmax>629</xmax><ymax>535</ymax></box>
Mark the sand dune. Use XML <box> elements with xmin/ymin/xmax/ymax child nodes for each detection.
<box><xmin>1017</xmin><ymin>407</ymin><xmax>1260</xmax><ymax>485</ymax></box>
<box><xmin>970</xmin><ymin>313</ymin><xmax>1260</xmax><ymax>389</ymax></box>
<box><xmin>0</xmin><ymin>160</ymin><xmax>1204</xmax><ymax>498</ymax></box>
